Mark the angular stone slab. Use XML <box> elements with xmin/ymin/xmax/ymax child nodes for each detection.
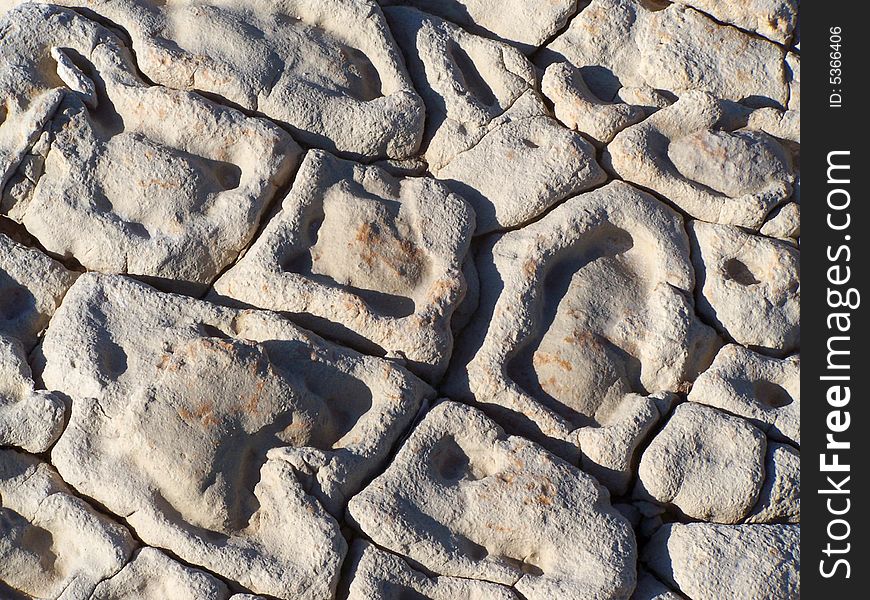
<box><xmin>745</xmin><ymin>442</ymin><xmax>800</xmax><ymax>524</ymax></box>
<box><xmin>0</xmin><ymin>233</ymin><xmax>77</xmax><ymax>451</ymax></box>
<box><xmin>0</xmin><ymin>449</ymin><xmax>136</xmax><ymax>599</ymax></box>
<box><xmin>433</xmin><ymin>93</ymin><xmax>606</xmax><ymax>235</ymax></box>
<box><xmin>343</xmin><ymin>540</ymin><xmax>517</xmax><ymax>600</ymax></box>
<box><xmin>542</xmin><ymin>62</ymin><xmax>645</xmax><ymax>146</ymax></box>
<box><xmin>636</xmin><ymin>403</ymin><xmax>767</xmax><ymax>523</ymax></box>
<box><xmin>444</xmin><ymin>181</ymin><xmax>719</xmax><ymax>478</ymax></box>
<box><xmin>90</xmin><ymin>547</ymin><xmax>266</xmax><ymax>600</ymax></box>
<box><xmin>689</xmin><ymin>220</ymin><xmax>800</xmax><ymax>355</ymax></box>
<box><xmin>7</xmin><ymin>0</ymin><xmax>424</xmax><ymax>159</ymax></box>
<box><xmin>347</xmin><ymin>400</ymin><xmax>638</xmax><ymax>600</ymax></box>
<box><xmin>630</xmin><ymin>569</ymin><xmax>687</xmax><ymax>600</ymax></box>
<box><xmin>543</xmin><ymin>0</ymin><xmax>788</xmax><ymax>107</ymax></box>
<box><xmin>383</xmin><ymin>6</ymin><xmax>537</xmax><ymax>171</ymax></box>
<box><xmin>0</xmin><ymin>4</ymin><xmax>301</xmax><ymax>291</ymax></box>
<box><xmin>211</xmin><ymin>150</ymin><xmax>474</xmax><ymax>382</ymax></box>
<box><xmin>689</xmin><ymin>344</ymin><xmax>799</xmax><ymax>445</ymax></box>
<box><xmin>381</xmin><ymin>0</ymin><xmax>577</xmax><ymax>54</ymax></box>
<box><xmin>672</xmin><ymin>0</ymin><xmax>798</xmax><ymax>44</ymax></box>
<box><xmin>643</xmin><ymin>523</ymin><xmax>800</xmax><ymax>600</ymax></box>
<box><xmin>40</xmin><ymin>274</ymin><xmax>433</xmax><ymax>598</ymax></box>
<box><xmin>605</xmin><ymin>92</ymin><xmax>795</xmax><ymax>229</ymax></box>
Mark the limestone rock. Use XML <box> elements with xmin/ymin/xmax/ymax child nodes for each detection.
<box><xmin>444</xmin><ymin>181</ymin><xmax>719</xmax><ymax>477</ymax></box>
<box><xmin>630</xmin><ymin>569</ymin><xmax>686</xmax><ymax>600</ymax></box>
<box><xmin>745</xmin><ymin>442</ymin><xmax>800</xmax><ymax>524</ymax></box>
<box><xmin>636</xmin><ymin>403</ymin><xmax>767</xmax><ymax>523</ymax></box>
<box><xmin>0</xmin><ymin>232</ymin><xmax>77</xmax><ymax>349</ymax></box>
<box><xmin>0</xmin><ymin>233</ymin><xmax>76</xmax><ymax>452</ymax></box>
<box><xmin>543</xmin><ymin>0</ymin><xmax>788</xmax><ymax>107</ymax></box>
<box><xmin>786</xmin><ymin>52</ymin><xmax>800</xmax><ymax>112</ymax></box>
<box><xmin>605</xmin><ymin>92</ymin><xmax>795</xmax><ymax>229</ymax></box>
<box><xmin>748</xmin><ymin>108</ymin><xmax>800</xmax><ymax>144</ymax></box>
<box><xmin>0</xmin><ymin>449</ymin><xmax>136</xmax><ymax>599</ymax></box>
<box><xmin>760</xmin><ymin>202</ymin><xmax>800</xmax><ymax>240</ymax></box>
<box><xmin>0</xmin><ymin>4</ymin><xmax>301</xmax><ymax>292</ymax></box>
<box><xmin>672</xmin><ymin>0</ymin><xmax>799</xmax><ymax>44</ymax></box>
<box><xmin>433</xmin><ymin>101</ymin><xmax>606</xmax><ymax>234</ymax></box>
<box><xmin>689</xmin><ymin>220</ymin><xmax>800</xmax><ymax>355</ymax></box>
<box><xmin>40</xmin><ymin>273</ymin><xmax>433</xmax><ymax>598</ymax></box>
<box><xmin>643</xmin><ymin>523</ymin><xmax>800</xmax><ymax>600</ymax></box>
<box><xmin>343</xmin><ymin>540</ymin><xmax>517</xmax><ymax>599</ymax></box>
<box><xmin>381</xmin><ymin>0</ymin><xmax>577</xmax><ymax>54</ymax></box>
<box><xmin>347</xmin><ymin>400</ymin><xmax>638</xmax><ymax>600</ymax></box>
<box><xmin>384</xmin><ymin>6</ymin><xmax>537</xmax><ymax>171</ymax></box>
<box><xmin>542</xmin><ymin>62</ymin><xmax>645</xmax><ymax>146</ymax></box>
<box><xmin>689</xmin><ymin>344</ymin><xmax>799</xmax><ymax>445</ymax></box>
<box><xmin>91</xmin><ymin>547</ymin><xmax>233</xmax><ymax>600</ymax></box>
<box><xmin>7</xmin><ymin>0</ymin><xmax>425</xmax><ymax>159</ymax></box>
<box><xmin>211</xmin><ymin>150</ymin><xmax>474</xmax><ymax>382</ymax></box>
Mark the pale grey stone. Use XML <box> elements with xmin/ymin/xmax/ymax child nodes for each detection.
<box><xmin>544</xmin><ymin>0</ymin><xmax>788</xmax><ymax>107</ymax></box>
<box><xmin>0</xmin><ymin>4</ymin><xmax>301</xmax><ymax>292</ymax></box>
<box><xmin>689</xmin><ymin>344</ymin><xmax>799</xmax><ymax>445</ymax></box>
<box><xmin>630</xmin><ymin>569</ymin><xmax>686</xmax><ymax>600</ymax></box>
<box><xmin>542</xmin><ymin>62</ymin><xmax>645</xmax><ymax>146</ymax></box>
<box><xmin>636</xmin><ymin>403</ymin><xmax>767</xmax><ymax>523</ymax></box>
<box><xmin>745</xmin><ymin>442</ymin><xmax>800</xmax><ymax>524</ymax></box>
<box><xmin>347</xmin><ymin>400</ymin><xmax>638</xmax><ymax>600</ymax></box>
<box><xmin>344</xmin><ymin>540</ymin><xmax>517</xmax><ymax>600</ymax></box>
<box><xmin>211</xmin><ymin>150</ymin><xmax>474</xmax><ymax>383</ymax></box>
<box><xmin>384</xmin><ymin>6</ymin><xmax>537</xmax><ymax>171</ymax></box>
<box><xmin>643</xmin><ymin>523</ymin><xmax>799</xmax><ymax>600</ymax></box>
<box><xmin>605</xmin><ymin>92</ymin><xmax>795</xmax><ymax>229</ymax></box>
<box><xmin>3</xmin><ymin>0</ymin><xmax>425</xmax><ymax>159</ymax></box>
<box><xmin>0</xmin><ymin>449</ymin><xmax>136</xmax><ymax>599</ymax></box>
<box><xmin>444</xmin><ymin>181</ymin><xmax>719</xmax><ymax>487</ymax></box>
<box><xmin>760</xmin><ymin>202</ymin><xmax>800</xmax><ymax>240</ymax></box>
<box><xmin>381</xmin><ymin>0</ymin><xmax>577</xmax><ymax>54</ymax></box>
<box><xmin>689</xmin><ymin>221</ymin><xmax>800</xmax><ymax>355</ymax></box>
<box><xmin>672</xmin><ymin>0</ymin><xmax>798</xmax><ymax>43</ymax></box>
<box><xmin>40</xmin><ymin>274</ymin><xmax>433</xmax><ymax>598</ymax></box>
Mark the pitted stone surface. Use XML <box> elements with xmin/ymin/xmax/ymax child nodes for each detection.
<box><xmin>347</xmin><ymin>400</ymin><xmax>638</xmax><ymax>600</ymax></box>
<box><xmin>672</xmin><ymin>0</ymin><xmax>799</xmax><ymax>44</ymax></box>
<box><xmin>343</xmin><ymin>540</ymin><xmax>518</xmax><ymax>599</ymax></box>
<box><xmin>543</xmin><ymin>0</ymin><xmax>789</xmax><ymax>107</ymax></box>
<box><xmin>643</xmin><ymin>523</ymin><xmax>800</xmax><ymax>600</ymax></box>
<box><xmin>689</xmin><ymin>220</ymin><xmax>800</xmax><ymax>355</ymax></box>
<box><xmin>0</xmin><ymin>4</ymin><xmax>301</xmax><ymax>292</ymax></box>
<box><xmin>2</xmin><ymin>0</ymin><xmax>425</xmax><ymax>160</ymax></box>
<box><xmin>444</xmin><ymin>181</ymin><xmax>719</xmax><ymax>483</ymax></box>
<box><xmin>39</xmin><ymin>273</ymin><xmax>432</xmax><ymax>599</ymax></box>
<box><xmin>211</xmin><ymin>149</ymin><xmax>474</xmax><ymax>382</ymax></box>
<box><xmin>605</xmin><ymin>92</ymin><xmax>795</xmax><ymax>229</ymax></box>
<box><xmin>689</xmin><ymin>344</ymin><xmax>800</xmax><ymax>445</ymax></box>
<box><xmin>0</xmin><ymin>449</ymin><xmax>136</xmax><ymax>600</ymax></box>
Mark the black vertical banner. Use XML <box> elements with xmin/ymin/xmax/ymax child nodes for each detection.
<box><xmin>803</xmin><ymin>2</ymin><xmax>868</xmax><ymax>596</ymax></box>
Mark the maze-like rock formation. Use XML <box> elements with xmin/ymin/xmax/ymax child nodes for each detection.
<box><xmin>0</xmin><ymin>1</ymin><xmax>800</xmax><ymax>598</ymax></box>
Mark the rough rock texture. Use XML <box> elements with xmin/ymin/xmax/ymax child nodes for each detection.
<box><xmin>543</xmin><ymin>0</ymin><xmax>789</xmax><ymax>107</ymax></box>
<box><xmin>343</xmin><ymin>540</ymin><xmax>518</xmax><ymax>599</ymax></box>
<box><xmin>689</xmin><ymin>220</ymin><xmax>800</xmax><ymax>355</ymax></box>
<box><xmin>689</xmin><ymin>344</ymin><xmax>800</xmax><ymax>445</ymax></box>
<box><xmin>444</xmin><ymin>181</ymin><xmax>719</xmax><ymax>485</ymax></box>
<box><xmin>384</xmin><ymin>6</ymin><xmax>537</xmax><ymax>171</ymax></box>
<box><xmin>381</xmin><ymin>0</ymin><xmax>577</xmax><ymax>54</ymax></box>
<box><xmin>636</xmin><ymin>403</ymin><xmax>766</xmax><ymax>523</ymax></box>
<box><xmin>211</xmin><ymin>149</ymin><xmax>474</xmax><ymax>382</ymax></box>
<box><xmin>39</xmin><ymin>273</ymin><xmax>432</xmax><ymax>599</ymax></box>
<box><xmin>0</xmin><ymin>4</ymin><xmax>301</xmax><ymax>291</ymax></box>
<box><xmin>672</xmin><ymin>0</ymin><xmax>799</xmax><ymax>44</ymax></box>
<box><xmin>542</xmin><ymin>62</ymin><xmax>645</xmax><ymax>146</ymax></box>
<box><xmin>0</xmin><ymin>449</ymin><xmax>136</xmax><ymax>599</ymax></box>
<box><xmin>643</xmin><ymin>523</ymin><xmax>800</xmax><ymax>600</ymax></box>
<box><xmin>0</xmin><ymin>0</ymin><xmax>801</xmax><ymax>595</ymax></box>
<box><xmin>0</xmin><ymin>233</ymin><xmax>77</xmax><ymax>452</ymax></box>
<box><xmin>3</xmin><ymin>0</ymin><xmax>425</xmax><ymax>159</ymax></box>
<box><xmin>605</xmin><ymin>92</ymin><xmax>795</xmax><ymax>229</ymax></box>
<box><xmin>433</xmin><ymin>99</ymin><xmax>606</xmax><ymax>234</ymax></box>
<box><xmin>347</xmin><ymin>401</ymin><xmax>638</xmax><ymax>600</ymax></box>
